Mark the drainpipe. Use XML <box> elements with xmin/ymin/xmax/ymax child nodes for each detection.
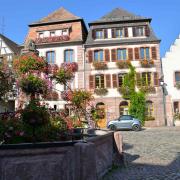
<box><xmin>160</xmin><ymin>57</ymin><xmax>167</xmax><ymax>126</ymax></box>
<box><xmin>82</xmin><ymin>44</ymin><xmax>86</xmax><ymax>89</ymax></box>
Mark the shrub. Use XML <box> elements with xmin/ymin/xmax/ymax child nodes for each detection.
<box><xmin>19</xmin><ymin>74</ymin><xmax>48</xmax><ymax>95</ymax></box>
<box><xmin>13</xmin><ymin>54</ymin><xmax>46</xmax><ymax>74</ymax></box>
<box><xmin>21</xmin><ymin>100</ymin><xmax>50</xmax><ymax>127</ymax></box>
<box><xmin>145</xmin><ymin>116</ymin><xmax>155</xmax><ymax>121</ymax></box>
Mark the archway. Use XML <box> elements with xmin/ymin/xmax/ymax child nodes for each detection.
<box><xmin>119</xmin><ymin>101</ymin><xmax>129</xmax><ymax>116</ymax></box>
<box><xmin>96</xmin><ymin>102</ymin><xmax>106</xmax><ymax>128</ymax></box>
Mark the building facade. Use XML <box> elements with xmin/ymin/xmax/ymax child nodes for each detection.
<box><xmin>0</xmin><ymin>34</ymin><xmax>21</xmax><ymax>112</ymax></box>
<box><xmin>85</xmin><ymin>8</ymin><xmax>165</xmax><ymax>127</ymax></box>
<box><xmin>162</xmin><ymin>34</ymin><xmax>180</xmax><ymax>126</ymax></box>
<box><xmin>24</xmin><ymin>7</ymin><xmax>87</xmax><ymax>110</ymax></box>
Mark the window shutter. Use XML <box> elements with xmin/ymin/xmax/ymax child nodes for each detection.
<box><xmin>151</xmin><ymin>47</ymin><xmax>157</xmax><ymax>60</ymax></box>
<box><xmin>125</xmin><ymin>27</ymin><xmax>129</xmax><ymax>37</ymax></box>
<box><xmin>88</xmin><ymin>50</ymin><xmax>93</xmax><ymax>63</ymax></box>
<box><xmin>105</xmin><ymin>49</ymin><xmax>110</xmax><ymax>62</ymax></box>
<box><xmin>112</xmin><ymin>74</ymin><xmax>118</xmax><ymax>88</ymax></box>
<box><xmin>89</xmin><ymin>75</ymin><xmax>95</xmax><ymax>89</ymax></box>
<box><xmin>132</xmin><ymin>27</ymin><xmax>136</xmax><ymax>37</ymax></box>
<box><xmin>92</xmin><ymin>30</ymin><xmax>96</xmax><ymax>39</ymax></box>
<box><xmin>104</xmin><ymin>29</ymin><xmax>108</xmax><ymax>38</ymax></box>
<box><xmin>128</xmin><ymin>48</ymin><xmax>133</xmax><ymax>60</ymax></box>
<box><xmin>134</xmin><ymin>48</ymin><xmax>140</xmax><ymax>60</ymax></box>
<box><xmin>112</xmin><ymin>28</ymin><xmax>116</xmax><ymax>38</ymax></box>
<box><xmin>106</xmin><ymin>74</ymin><xmax>111</xmax><ymax>88</ymax></box>
<box><xmin>154</xmin><ymin>72</ymin><xmax>159</xmax><ymax>86</ymax></box>
<box><xmin>136</xmin><ymin>73</ymin><xmax>141</xmax><ymax>87</ymax></box>
<box><xmin>111</xmin><ymin>49</ymin><xmax>116</xmax><ymax>62</ymax></box>
<box><xmin>145</xmin><ymin>26</ymin><xmax>150</xmax><ymax>36</ymax></box>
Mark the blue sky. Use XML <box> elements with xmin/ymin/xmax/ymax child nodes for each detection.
<box><xmin>0</xmin><ymin>0</ymin><xmax>179</xmax><ymax>57</ymax></box>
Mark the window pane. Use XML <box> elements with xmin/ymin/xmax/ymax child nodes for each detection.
<box><xmin>96</xmin><ymin>30</ymin><xmax>103</xmax><ymax>39</ymax></box>
<box><xmin>140</xmin><ymin>48</ymin><xmax>145</xmax><ymax>59</ymax></box>
<box><xmin>94</xmin><ymin>50</ymin><xmax>103</xmax><ymax>61</ymax></box>
<box><xmin>117</xmin><ymin>49</ymin><xmax>126</xmax><ymax>60</ymax></box>
<box><xmin>64</xmin><ymin>50</ymin><xmax>74</xmax><ymax>62</ymax></box>
<box><xmin>116</xmin><ymin>28</ymin><xmax>124</xmax><ymax>38</ymax></box>
<box><xmin>175</xmin><ymin>72</ymin><xmax>180</xmax><ymax>82</ymax></box>
<box><xmin>46</xmin><ymin>51</ymin><xmax>55</xmax><ymax>64</ymax></box>
<box><xmin>146</xmin><ymin>48</ymin><xmax>150</xmax><ymax>60</ymax></box>
<box><xmin>95</xmin><ymin>75</ymin><xmax>100</xmax><ymax>88</ymax></box>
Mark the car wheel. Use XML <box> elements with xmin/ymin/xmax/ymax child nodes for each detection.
<box><xmin>132</xmin><ymin>124</ymin><xmax>141</xmax><ymax>131</ymax></box>
<box><xmin>109</xmin><ymin>125</ymin><xmax>117</xmax><ymax>131</ymax></box>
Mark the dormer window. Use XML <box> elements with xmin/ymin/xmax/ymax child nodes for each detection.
<box><xmin>39</xmin><ymin>32</ymin><xmax>44</xmax><ymax>38</ymax></box>
<box><xmin>133</xmin><ymin>26</ymin><xmax>145</xmax><ymax>37</ymax></box>
<box><xmin>50</xmin><ymin>31</ymin><xmax>55</xmax><ymax>37</ymax></box>
<box><xmin>95</xmin><ymin>30</ymin><xmax>104</xmax><ymax>39</ymax></box>
<box><xmin>62</xmin><ymin>29</ymin><xmax>68</xmax><ymax>36</ymax></box>
<box><xmin>116</xmin><ymin>28</ymin><xmax>124</xmax><ymax>38</ymax></box>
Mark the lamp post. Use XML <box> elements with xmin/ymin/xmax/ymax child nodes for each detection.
<box><xmin>160</xmin><ymin>78</ymin><xmax>167</xmax><ymax>126</ymax></box>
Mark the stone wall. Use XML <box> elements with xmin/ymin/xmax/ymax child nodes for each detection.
<box><xmin>0</xmin><ymin>131</ymin><xmax>123</xmax><ymax>180</ymax></box>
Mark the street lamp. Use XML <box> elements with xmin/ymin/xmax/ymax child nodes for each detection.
<box><xmin>160</xmin><ymin>77</ymin><xmax>167</xmax><ymax>126</ymax></box>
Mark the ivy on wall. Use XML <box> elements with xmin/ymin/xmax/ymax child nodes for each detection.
<box><xmin>121</xmin><ymin>64</ymin><xmax>146</xmax><ymax>125</ymax></box>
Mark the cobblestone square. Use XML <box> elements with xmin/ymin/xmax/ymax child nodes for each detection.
<box><xmin>104</xmin><ymin>127</ymin><xmax>180</xmax><ymax>180</ymax></box>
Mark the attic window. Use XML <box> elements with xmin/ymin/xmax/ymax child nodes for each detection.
<box><xmin>62</xmin><ymin>29</ymin><xmax>68</xmax><ymax>36</ymax></box>
<box><xmin>38</xmin><ymin>32</ymin><xmax>44</xmax><ymax>38</ymax></box>
<box><xmin>50</xmin><ymin>31</ymin><xmax>55</xmax><ymax>37</ymax></box>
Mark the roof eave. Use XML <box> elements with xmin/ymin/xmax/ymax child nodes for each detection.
<box><xmin>29</xmin><ymin>18</ymin><xmax>83</xmax><ymax>27</ymax></box>
<box><xmin>88</xmin><ymin>18</ymin><xmax>152</xmax><ymax>26</ymax></box>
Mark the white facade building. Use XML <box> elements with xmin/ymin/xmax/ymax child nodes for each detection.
<box><xmin>162</xmin><ymin>34</ymin><xmax>180</xmax><ymax>125</ymax></box>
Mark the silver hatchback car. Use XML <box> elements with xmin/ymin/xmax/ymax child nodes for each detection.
<box><xmin>107</xmin><ymin>115</ymin><xmax>141</xmax><ymax>131</ymax></box>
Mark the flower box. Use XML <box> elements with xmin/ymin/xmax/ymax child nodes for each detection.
<box><xmin>93</xmin><ymin>61</ymin><xmax>107</xmax><ymax>70</ymax></box>
<box><xmin>117</xmin><ymin>87</ymin><xmax>131</xmax><ymax>98</ymax></box>
<box><xmin>145</xmin><ymin>116</ymin><xmax>155</xmax><ymax>121</ymax></box>
<box><xmin>116</xmin><ymin>60</ymin><xmax>131</xmax><ymax>69</ymax></box>
<box><xmin>140</xmin><ymin>59</ymin><xmax>154</xmax><ymax>68</ymax></box>
<box><xmin>94</xmin><ymin>88</ymin><xmax>108</xmax><ymax>96</ymax></box>
<box><xmin>139</xmin><ymin>86</ymin><xmax>156</xmax><ymax>94</ymax></box>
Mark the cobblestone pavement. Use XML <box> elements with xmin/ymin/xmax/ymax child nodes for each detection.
<box><xmin>104</xmin><ymin>127</ymin><xmax>180</xmax><ymax>180</ymax></box>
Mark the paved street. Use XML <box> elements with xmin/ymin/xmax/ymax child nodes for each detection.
<box><xmin>104</xmin><ymin>127</ymin><xmax>180</xmax><ymax>180</ymax></box>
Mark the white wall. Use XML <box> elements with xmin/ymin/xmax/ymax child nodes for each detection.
<box><xmin>162</xmin><ymin>35</ymin><xmax>180</xmax><ymax>100</ymax></box>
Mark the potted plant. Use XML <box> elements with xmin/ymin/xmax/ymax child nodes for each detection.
<box><xmin>175</xmin><ymin>82</ymin><xmax>180</xmax><ymax>90</ymax></box>
<box><xmin>93</xmin><ymin>61</ymin><xmax>107</xmax><ymax>70</ymax></box>
<box><xmin>173</xmin><ymin>112</ymin><xmax>180</xmax><ymax>126</ymax></box>
<box><xmin>94</xmin><ymin>88</ymin><xmax>108</xmax><ymax>96</ymax></box>
<box><xmin>116</xmin><ymin>60</ymin><xmax>131</xmax><ymax>69</ymax></box>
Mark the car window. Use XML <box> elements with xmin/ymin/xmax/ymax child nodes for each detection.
<box><xmin>120</xmin><ymin>115</ymin><xmax>133</xmax><ymax>120</ymax></box>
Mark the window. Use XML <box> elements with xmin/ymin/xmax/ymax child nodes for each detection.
<box><xmin>46</xmin><ymin>51</ymin><xmax>55</xmax><ymax>64</ymax></box>
<box><xmin>142</xmin><ymin>72</ymin><xmax>152</xmax><ymax>86</ymax></box>
<box><xmin>116</xmin><ymin>28</ymin><xmax>124</xmax><ymax>38</ymax></box>
<box><xmin>95</xmin><ymin>75</ymin><xmax>104</xmax><ymax>88</ymax></box>
<box><xmin>175</xmin><ymin>72</ymin><xmax>180</xmax><ymax>83</ymax></box>
<box><xmin>140</xmin><ymin>47</ymin><xmax>150</xmax><ymax>60</ymax></box>
<box><xmin>64</xmin><ymin>49</ymin><xmax>74</xmax><ymax>62</ymax></box>
<box><xmin>94</xmin><ymin>50</ymin><xmax>104</xmax><ymax>61</ymax></box>
<box><xmin>119</xmin><ymin>101</ymin><xmax>129</xmax><ymax>116</ymax></box>
<box><xmin>50</xmin><ymin>31</ymin><xmax>55</xmax><ymax>37</ymax></box>
<box><xmin>135</xmin><ymin>27</ymin><xmax>144</xmax><ymax>36</ymax></box>
<box><xmin>39</xmin><ymin>32</ymin><xmax>44</xmax><ymax>38</ymax></box>
<box><xmin>117</xmin><ymin>49</ymin><xmax>127</xmax><ymax>60</ymax></box>
<box><xmin>118</xmin><ymin>74</ymin><xmax>126</xmax><ymax>87</ymax></box>
<box><xmin>173</xmin><ymin>101</ymin><xmax>179</xmax><ymax>113</ymax></box>
<box><xmin>146</xmin><ymin>101</ymin><xmax>154</xmax><ymax>117</ymax></box>
<box><xmin>62</xmin><ymin>29</ymin><xmax>68</xmax><ymax>36</ymax></box>
<box><xmin>95</xmin><ymin>30</ymin><xmax>104</xmax><ymax>39</ymax></box>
